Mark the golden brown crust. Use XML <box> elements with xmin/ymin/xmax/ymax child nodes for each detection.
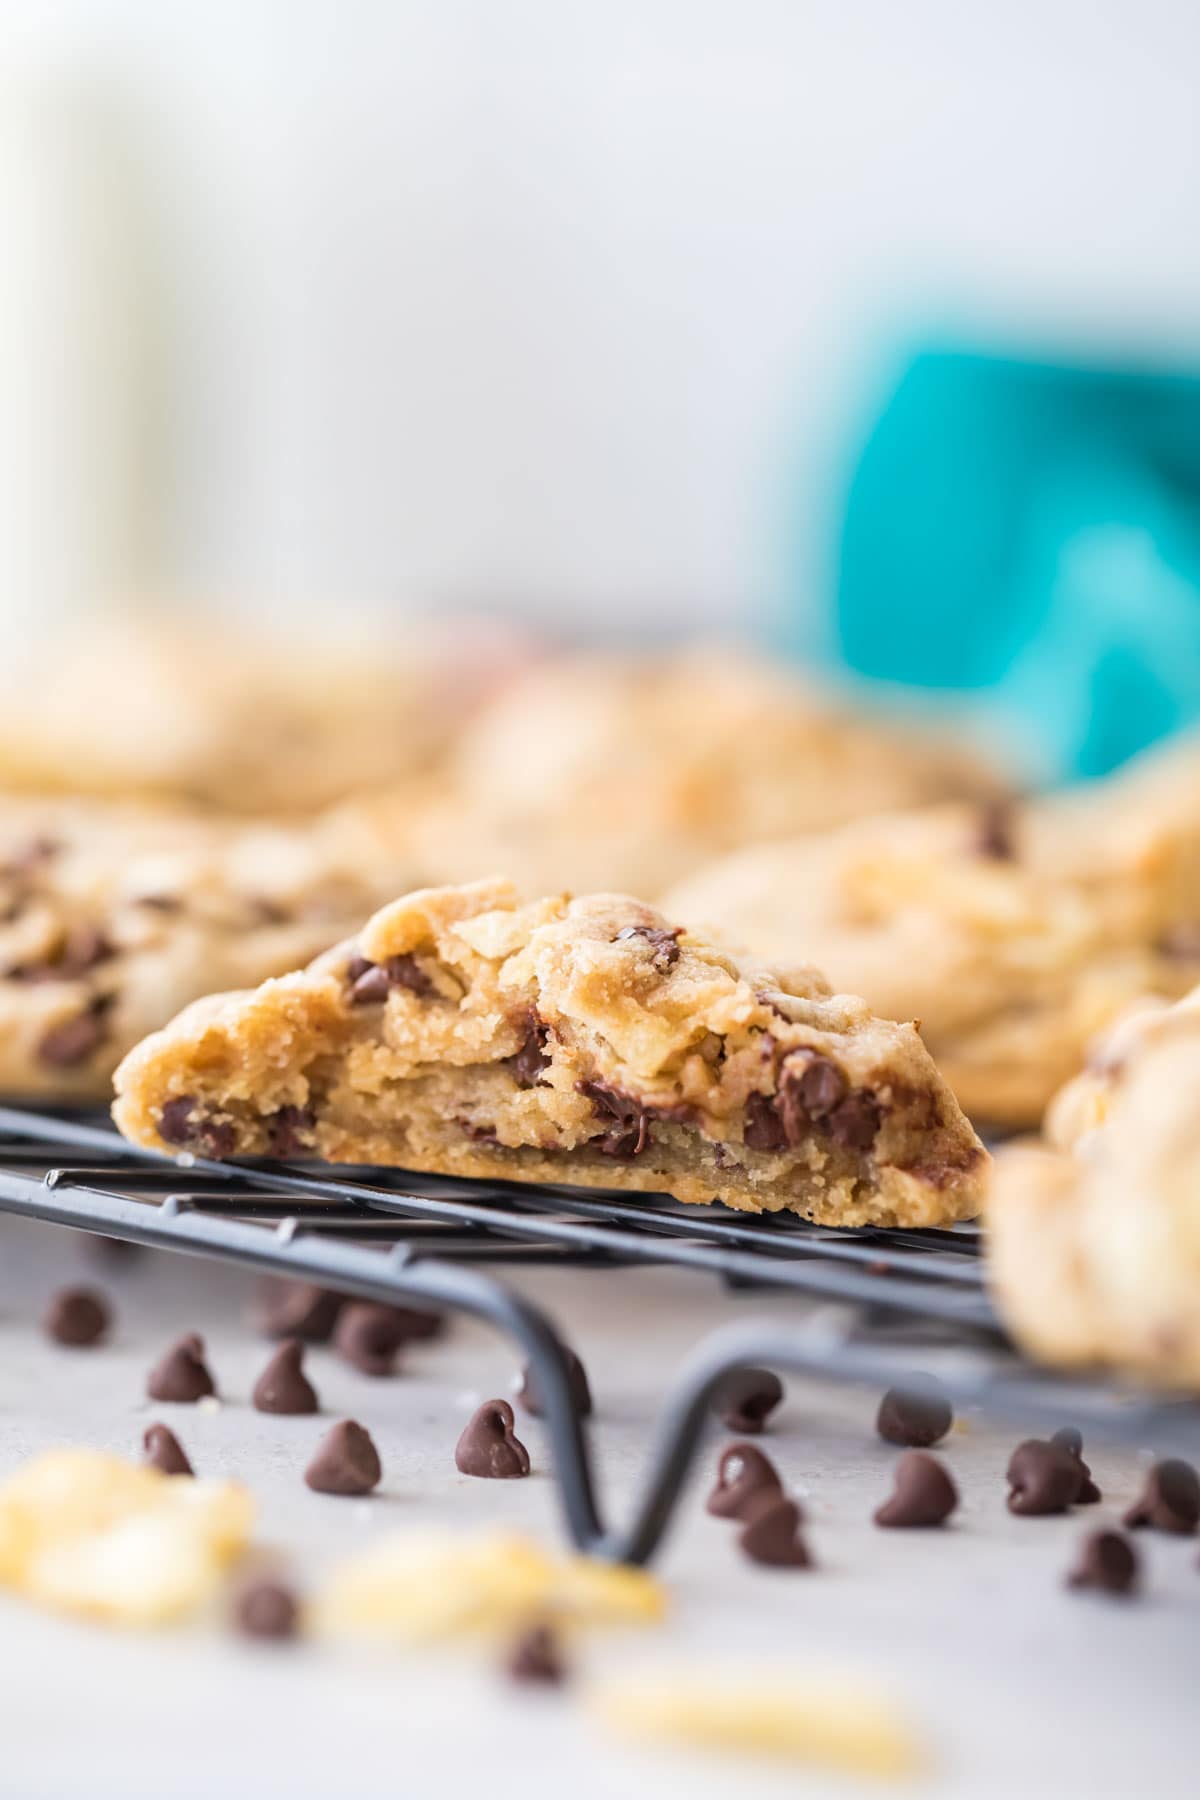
<box><xmin>113</xmin><ymin>879</ymin><xmax>988</xmax><ymax>1228</ymax></box>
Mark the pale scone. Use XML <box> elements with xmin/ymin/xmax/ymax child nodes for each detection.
<box><xmin>0</xmin><ymin>796</ymin><xmax>425</xmax><ymax>1099</ymax></box>
<box><xmin>665</xmin><ymin>737</ymin><xmax>1200</xmax><ymax>1127</ymax></box>
<box><xmin>988</xmin><ymin>983</ymin><xmax>1200</xmax><ymax>1388</ymax></box>
<box><xmin>113</xmin><ymin>879</ymin><xmax>987</xmax><ymax>1228</ymax></box>
<box><xmin>0</xmin><ymin>614</ymin><xmax>531</xmax><ymax>815</ymax></box>
<box><xmin>394</xmin><ymin>649</ymin><xmax>1004</xmax><ymax>898</ymax></box>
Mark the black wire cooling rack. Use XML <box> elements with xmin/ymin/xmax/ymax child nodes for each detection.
<box><xmin>0</xmin><ymin>1101</ymin><xmax>1196</xmax><ymax>1565</ymax></box>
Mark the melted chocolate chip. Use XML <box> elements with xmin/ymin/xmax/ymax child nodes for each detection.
<box><xmin>706</xmin><ymin>1442</ymin><xmax>784</xmax><ymax>1520</ymax></box>
<box><xmin>455</xmin><ymin>1398</ymin><xmax>531</xmax><ymax>1479</ymax></box>
<box><xmin>743</xmin><ymin>1091</ymin><xmax>788</xmax><ymax>1153</ymax></box>
<box><xmin>37</xmin><ymin>998</ymin><xmax>111</xmax><ymax>1068</ymax></box>
<box><xmin>253</xmin><ymin>1339</ymin><xmax>319</xmax><ymax>1415</ymax></box>
<box><xmin>1006</xmin><ymin>1440</ymin><xmax>1082</xmax><ymax>1516</ymax></box>
<box><xmin>975</xmin><ymin>799</ymin><xmax>1017</xmax><ymax>861</ymax></box>
<box><xmin>255</xmin><ymin>1280</ymin><xmax>345</xmax><ymax>1342</ymax></box>
<box><xmin>509</xmin><ymin>1012</ymin><xmax>552</xmax><ymax>1088</ymax></box>
<box><xmin>507</xmin><ymin>1623</ymin><xmax>566</xmax><ymax>1686</ymax></box>
<box><xmin>738</xmin><ymin>1491</ymin><xmax>812</xmax><ymax>1568</ymax></box>
<box><xmin>42</xmin><ymin>1286</ymin><xmax>110</xmax><ymax>1347</ymax></box>
<box><xmin>348</xmin><ymin>952</ymin><xmax>433</xmax><ymax>1005</ymax></box>
<box><xmin>156</xmin><ymin>1097</ymin><xmax>236</xmax><ymax>1159</ymax></box>
<box><xmin>143</xmin><ymin>1423</ymin><xmax>193</xmax><ymax>1476</ymax></box>
<box><xmin>1067</xmin><ymin>1530</ymin><xmax>1139</xmax><ymax>1597</ymax></box>
<box><xmin>304</xmin><ymin>1420</ymin><xmax>382</xmax><ymax>1495</ymax></box>
<box><xmin>712</xmin><ymin>1367</ymin><xmax>783</xmax><ymax>1434</ymax></box>
<box><xmin>768</xmin><ymin>1051</ymin><xmax>884</xmax><ymax>1154</ymax></box>
<box><xmin>876</xmin><ymin>1381</ymin><xmax>953</xmax><ymax>1448</ymax></box>
<box><xmin>266</xmin><ymin>1105</ymin><xmax>315</xmax><ymax>1158</ymax></box>
<box><xmin>334</xmin><ymin>1303</ymin><xmax>409</xmax><ymax>1377</ymax></box>
<box><xmin>874</xmin><ymin>1451</ymin><xmax>958</xmax><ymax>1527</ymax></box>
<box><xmin>825</xmin><ymin>1091</ymin><xmax>884</xmax><ymax>1151</ymax></box>
<box><xmin>577</xmin><ymin>1078</ymin><xmax>650</xmax><ymax>1158</ymax></box>
<box><xmin>1124</xmin><ymin>1459</ymin><xmax>1200</xmax><ymax>1535</ymax></box>
<box><xmin>517</xmin><ymin>1346</ymin><xmax>593</xmax><ymax>1419</ymax></box>
<box><xmin>234</xmin><ymin>1578</ymin><xmax>301</xmax><ymax>1641</ymax></box>
<box><xmin>1051</xmin><ymin>1427</ymin><xmax>1101</xmax><ymax>1504</ymax></box>
<box><xmin>146</xmin><ymin>1332</ymin><xmax>216</xmax><ymax>1403</ymax></box>
<box><xmin>613</xmin><ymin>923</ymin><xmax>682</xmax><ymax>971</ymax></box>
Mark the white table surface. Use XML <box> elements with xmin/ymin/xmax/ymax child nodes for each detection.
<box><xmin>0</xmin><ymin>1214</ymin><xmax>1196</xmax><ymax>1800</ymax></box>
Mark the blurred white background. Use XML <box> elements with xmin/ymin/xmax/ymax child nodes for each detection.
<box><xmin>1</xmin><ymin>0</ymin><xmax>1199</xmax><ymax>641</ymax></box>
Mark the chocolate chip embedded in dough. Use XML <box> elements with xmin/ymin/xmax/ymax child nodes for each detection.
<box><xmin>577</xmin><ymin>1078</ymin><xmax>650</xmax><ymax>1159</ymax></box>
<box><xmin>509</xmin><ymin>1012</ymin><xmax>552</xmax><ymax>1088</ymax></box>
<box><xmin>252</xmin><ymin>1339</ymin><xmax>319</xmax><ymax>1415</ymax></box>
<box><xmin>1006</xmin><ymin>1440</ymin><xmax>1082</xmax><ymax>1516</ymax></box>
<box><xmin>304</xmin><ymin>1420</ymin><xmax>382</xmax><ymax>1496</ymax></box>
<box><xmin>266</xmin><ymin>1105</ymin><xmax>315</xmax><ymax>1158</ymax></box>
<box><xmin>1123</xmin><ymin>1459</ymin><xmax>1200</xmax><ymax>1535</ymax></box>
<box><xmin>777</xmin><ymin>1051</ymin><xmax>848</xmax><ymax>1140</ymax></box>
<box><xmin>37</xmin><ymin>999</ymin><xmax>111</xmax><ymax>1069</ymax></box>
<box><xmin>348</xmin><ymin>952</ymin><xmax>433</xmax><ymax>1005</ymax></box>
<box><xmin>742</xmin><ymin>1091</ymin><xmax>788</xmax><ymax>1153</ymax></box>
<box><xmin>1067</xmin><ymin>1530</ymin><xmax>1139</xmax><ymax>1597</ymax></box>
<box><xmin>146</xmin><ymin>1332</ymin><xmax>217</xmax><ymax>1403</ymax></box>
<box><xmin>517</xmin><ymin>1345</ymin><xmax>593</xmax><ymax>1419</ymax></box>
<box><xmin>712</xmin><ymin>1367</ymin><xmax>783</xmax><ymax>1434</ymax></box>
<box><xmin>143</xmin><ymin>1423</ymin><xmax>193</xmax><ymax>1476</ymax></box>
<box><xmin>874</xmin><ymin>1451</ymin><xmax>958</xmax><ymax>1527</ymax></box>
<box><xmin>975</xmin><ymin>800</ymin><xmax>1017</xmax><ymax>861</ymax></box>
<box><xmin>613</xmin><ymin>923</ymin><xmax>682</xmax><ymax>971</ymax></box>
<box><xmin>824</xmin><ymin>1091</ymin><xmax>884</xmax><ymax>1152</ymax></box>
<box><xmin>454</xmin><ymin>1398</ymin><xmax>531</xmax><ymax>1479</ymax></box>
<box><xmin>706</xmin><ymin>1442</ymin><xmax>784</xmax><ymax>1520</ymax></box>
<box><xmin>156</xmin><ymin>1096</ymin><xmax>236</xmax><ymax>1159</ymax></box>
<box><xmin>42</xmin><ymin>1286</ymin><xmax>110</xmax><ymax>1347</ymax></box>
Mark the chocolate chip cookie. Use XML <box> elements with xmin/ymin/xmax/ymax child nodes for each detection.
<box><xmin>113</xmin><ymin>879</ymin><xmax>987</xmax><ymax>1227</ymax></box>
<box><xmin>666</xmin><ymin>736</ymin><xmax>1200</xmax><ymax>1127</ymax></box>
<box><xmin>989</xmin><ymin>981</ymin><xmax>1200</xmax><ymax>1387</ymax></box>
<box><xmin>0</xmin><ymin>797</ymin><xmax>418</xmax><ymax>1098</ymax></box>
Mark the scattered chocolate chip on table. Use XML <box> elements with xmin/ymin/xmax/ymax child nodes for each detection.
<box><xmin>876</xmin><ymin>1380</ymin><xmax>953</xmax><ymax>1448</ymax></box>
<box><xmin>146</xmin><ymin>1332</ymin><xmax>217</xmax><ymax>1403</ymax></box>
<box><xmin>706</xmin><ymin>1443</ymin><xmax>784</xmax><ymax>1521</ymax></box>
<box><xmin>1006</xmin><ymin>1440</ymin><xmax>1084</xmax><ymax>1516</ymax></box>
<box><xmin>1067</xmin><ymin>1531</ymin><xmax>1139</xmax><ymax>1597</ymax></box>
<box><xmin>252</xmin><ymin>1339</ymin><xmax>319</xmax><ymax>1415</ymax></box>
<box><xmin>42</xmin><ymin>1286</ymin><xmax>110</xmax><ymax>1347</ymax></box>
<box><xmin>517</xmin><ymin>1345</ymin><xmax>593</xmax><ymax>1419</ymax></box>
<box><xmin>1124</xmin><ymin>1460</ymin><xmax>1200</xmax><ymax>1535</ymax></box>
<box><xmin>142</xmin><ymin>1423</ymin><xmax>194</xmax><ymax>1476</ymax></box>
<box><xmin>712</xmin><ymin>1366</ymin><xmax>783</xmax><ymax>1434</ymax></box>
<box><xmin>455</xmin><ymin>1399</ymin><xmax>531</xmax><ymax>1479</ymax></box>
<box><xmin>304</xmin><ymin>1420</ymin><xmax>382</xmax><ymax>1497</ymax></box>
<box><xmin>874</xmin><ymin>1452</ymin><xmax>959</xmax><ymax>1528</ymax></box>
<box><xmin>737</xmin><ymin>1491</ymin><xmax>812</xmax><ymax>1568</ymax></box>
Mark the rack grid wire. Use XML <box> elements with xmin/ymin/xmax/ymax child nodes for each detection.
<box><xmin>0</xmin><ymin>1101</ymin><xmax>1195</xmax><ymax>1565</ymax></box>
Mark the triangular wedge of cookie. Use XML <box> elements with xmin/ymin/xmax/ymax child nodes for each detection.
<box><xmin>113</xmin><ymin>880</ymin><xmax>987</xmax><ymax>1227</ymax></box>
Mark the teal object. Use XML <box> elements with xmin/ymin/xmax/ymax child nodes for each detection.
<box><xmin>829</xmin><ymin>350</ymin><xmax>1200</xmax><ymax>781</ymax></box>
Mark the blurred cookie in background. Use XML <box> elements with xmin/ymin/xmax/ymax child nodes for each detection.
<box><xmin>385</xmin><ymin>648</ymin><xmax>1005</xmax><ymax>899</ymax></box>
<box><xmin>0</xmin><ymin>613</ymin><xmax>536</xmax><ymax>815</ymax></box>
<box><xmin>665</xmin><ymin>736</ymin><xmax>1200</xmax><ymax>1128</ymax></box>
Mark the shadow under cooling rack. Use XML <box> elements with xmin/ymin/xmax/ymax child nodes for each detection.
<box><xmin>0</xmin><ymin>1102</ymin><xmax>1195</xmax><ymax>1565</ymax></box>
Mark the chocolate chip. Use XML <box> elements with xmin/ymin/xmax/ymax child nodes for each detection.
<box><xmin>713</xmin><ymin>1367</ymin><xmax>783</xmax><ymax>1434</ymax></box>
<box><xmin>37</xmin><ymin>998</ymin><xmax>110</xmax><ymax>1068</ymax></box>
<box><xmin>143</xmin><ymin>1423</ymin><xmax>193</xmax><ymax>1476</ymax></box>
<box><xmin>1067</xmin><ymin>1530</ymin><xmax>1139</xmax><ymax>1597</ymax></box>
<box><xmin>875</xmin><ymin>1451</ymin><xmax>958</xmax><ymax>1527</ymax></box>
<box><xmin>146</xmin><ymin>1332</ymin><xmax>216</xmax><ymax>1403</ymax></box>
<box><xmin>348</xmin><ymin>952</ymin><xmax>433</xmax><ymax>1005</ymax></box>
<box><xmin>1051</xmin><ymin>1427</ymin><xmax>1101</xmax><ymax>1504</ymax></box>
<box><xmin>253</xmin><ymin>1339</ymin><xmax>319</xmax><ymax>1414</ymax></box>
<box><xmin>255</xmin><ymin>1280</ymin><xmax>345</xmax><ymax>1342</ymax></box>
<box><xmin>0</xmin><ymin>834</ymin><xmax>58</xmax><ymax>877</ymax></box>
<box><xmin>517</xmin><ymin>1346</ymin><xmax>593</xmax><ymax>1419</ymax></box>
<box><xmin>156</xmin><ymin>1097</ymin><xmax>236</xmax><ymax>1159</ymax></box>
<box><xmin>334</xmin><ymin>1303</ymin><xmax>409</xmax><ymax>1377</ymax></box>
<box><xmin>1006</xmin><ymin>1439</ymin><xmax>1082</xmax><ymax>1515</ymax></box>
<box><xmin>825</xmin><ymin>1091</ymin><xmax>884</xmax><ymax>1151</ymax></box>
<box><xmin>509</xmin><ymin>1012</ymin><xmax>552</xmax><ymax>1088</ymax></box>
<box><xmin>133</xmin><ymin>892</ymin><xmax>183</xmax><ymax>913</ymax></box>
<box><xmin>506</xmin><ymin>1623</ymin><xmax>567</xmax><ymax>1686</ymax></box>
<box><xmin>742</xmin><ymin>1091</ymin><xmax>788</xmax><ymax>1153</ymax></box>
<box><xmin>385</xmin><ymin>1302</ymin><xmax>444</xmax><ymax>1342</ymax></box>
<box><xmin>976</xmin><ymin>799</ymin><xmax>1017</xmax><ymax>861</ymax></box>
<box><xmin>455</xmin><ymin>1398</ymin><xmax>531</xmax><ymax>1478</ymax></box>
<box><xmin>42</xmin><ymin>1286</ymin><xmax>110</xmax><ymax>1347</ymax></box>
<box><xmin>778</xmin><ymin>1050</ymin><xmax>847</xmax><ymax>1136</ymax></box>
<box><xmin>1156</xmin><ymin>923</ymin><xmax>1200</xmax><ymax>961</ymax></box>
<box><xmin>577</xmin><ymin>1078</ymin><xmax>650</xmax><ymax>1158</ymax></box>
<box><xmin>613</xmin><ymin>924</ymin><xmax>682</xmax><ymax>971</ymax></box>
<box><xmin>266</xmin><ymin>1105</ymin><xmax>315</xmax><ymax>1158</ymax></box>
<box><xmin>1124</xmin><ymin>1459</ymin><xmax>1200</xmax><ymax>1535</ymax></box>
<box><xmin>706</xmin><ymin>1442</ymin><xmax>784</xmax><ymax>1520</ymax></box>
<box><xmin>737</xmin><ymin>1491</ymin><xmax>812</xmax><ymax>1568</ymax></box>
<box><xmin>876</xmin><ymin>1380</ymin><xmax>953</xmax><ymax>1448</ymax></box>
<box><xmin>304</xmin><ymin>1420</ymin><xmax>382</xmax><ymax>1495</ymax></box>
<box><xmin>234</xmin><ymin>1578</ymin><xmax>300</xmax><ymax>1641</ymax></box>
